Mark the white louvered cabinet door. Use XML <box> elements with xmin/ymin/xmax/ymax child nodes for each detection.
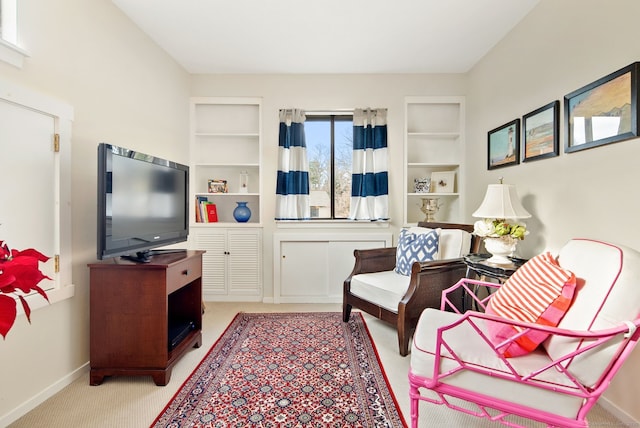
<box><xmin>227</xmin><ymin>229</ymin><xmax>262</xmax><ymax>296</ymax></box>
<box><xmin>194</xmin><ymin>230</ymin><xmax>227</xmax><ymax>297</ymax></box>
<box><xmin>192</xmin><ymin>228</ymin><xmax>262</xmax><ymax>301</ymax></box>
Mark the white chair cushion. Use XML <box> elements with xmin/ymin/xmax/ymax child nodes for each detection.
<box><xmin>350</xmin><ymin>271</ymin><xmax>410</xmax><ymax>313</ymax></box>
<box><xmin>544</xmin><ymin>239</ymin><xmax>640</xmax><ymax>387</ymax></box>
<box><xmin>411</xmin><ymin>308</ymin><xmax>584</xmax><ymax>418</ymax></box>
<box><xmin>408</xmin><ymin>227</ymin><xmax>471</xmax><ymax>260</ymax></box>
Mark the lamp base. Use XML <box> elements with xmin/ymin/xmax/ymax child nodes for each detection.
<box><xmin>484</xmin><ymin>254</ymin><xmax>513</xmax><ymax>265</ymax></box>
<box><xmin>483</xmin><ymin>236</ymin><xmax>517</xmax><ymax>265</ymax></box>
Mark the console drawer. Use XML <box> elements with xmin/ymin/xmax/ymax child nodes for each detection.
<box><xmin>167</xmin><ymin>256</ymin><xmax>202</xmax><ymax>294</ymax></box>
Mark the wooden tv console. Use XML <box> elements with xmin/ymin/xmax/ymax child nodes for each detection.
<box><xmin>88</xmin><ymin>250</ymin><xmax>204</xmax><ymax>386</ymax></box>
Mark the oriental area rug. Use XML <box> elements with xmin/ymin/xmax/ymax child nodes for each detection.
<box><xmin>151</xmin><ymin>312</ymin><xmax>407</xmax><ymax>427</ymax></box>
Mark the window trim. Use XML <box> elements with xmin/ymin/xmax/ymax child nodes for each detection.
<box><xmin>0</xmin><ymin>0</ymin><xmax>28</xmax><ymax>67</ymax></box>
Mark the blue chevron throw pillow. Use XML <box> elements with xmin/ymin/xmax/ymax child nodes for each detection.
<box><xmin>395</xmin><ymin>228</ymin><xmax>440</xmax><ymax>276</ymax></box>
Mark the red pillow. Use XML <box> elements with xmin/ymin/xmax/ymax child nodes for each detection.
<box><xmin>485</xmin><ymin>252</ymin><xmax>576</xmax><ymax>357</ymax></box>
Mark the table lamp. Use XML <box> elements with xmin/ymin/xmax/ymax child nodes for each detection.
<box><xmin>472</xmin><ymin>179</ymin><xmax>531</xmax><ymax>265</ymax></box>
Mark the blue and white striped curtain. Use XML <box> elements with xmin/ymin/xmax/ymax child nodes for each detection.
<box><xmin>275</xmin><ymin>109</ymin><xmax>310</xmax><ymax>220</ymax></box>
<box><xmin>350</xmin><ymin>108</ymin><xmax>389</xmax><ymax>220</ymax></box>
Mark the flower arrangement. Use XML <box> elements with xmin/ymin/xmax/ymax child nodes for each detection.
<box><xmin>473</xmin><ymin>218</ymin><xmax>528</xmax><ymax>241</ymax></box>
<box><xmin>0</xmin><ymin>240</ymin><xmax>50</xmax><ymax>338</ymax></box>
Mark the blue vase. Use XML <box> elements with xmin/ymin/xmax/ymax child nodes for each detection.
<box><xmin>233</xmin><ymin>201</ymin><xmax>251</xmax><ymax>222</ymax></box>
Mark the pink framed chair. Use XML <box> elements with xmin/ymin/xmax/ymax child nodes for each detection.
<box><xmin>409</xmin><ymin>238</ymin><xmax>640</xmax><ymax>428</ymax></box>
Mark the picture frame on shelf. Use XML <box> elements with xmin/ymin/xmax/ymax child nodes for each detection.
<box><xmin>413</xmin><ymin>177</ymin><xmax>431</xmax><ymax>193</ymax></box>
<box><xmin>565</xmin><ymin>62</ymin><xmax>639</xmax><ymax>153</ymax></box>
<box><xmin>522</xmin><ymin>100</ymin><xmax>560</xmax><ymax>162</ymax></box>
<box><xmin>208</xmin><ymin>179</ymin><xmax>228</xmax><ymax>193</ymax></box>
<box><xmin>430</xmin><ymin>171</ymin><xmax>455</xmax><ymax>193</ymax></box>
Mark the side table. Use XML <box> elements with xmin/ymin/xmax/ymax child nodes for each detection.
<box><xmin>463</xmin><ymin>253</ymin><xmax>527</xmax><ymax>282</ymax></box>
<box><xmin>462</xmin><ymin>253</ymin><xmax>527</xmax><ymax>310</ymax></box>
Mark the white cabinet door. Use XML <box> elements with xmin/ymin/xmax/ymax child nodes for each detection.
<box><xmin>195</xmin><ymin>230</ymin><xmax>227</xmax><ymax>295</ymax></box>
<box><xmin>193</xmin><ymin>228</ymin><xmax>262</xmax><ymax>301</ymax></box>
<box><xmin>227</xmin><ymin>229</ymin><xmax>262</xmax><ymax>296</ymax></box>
<box><xmin>280</xmin><ymin>241</ymin><xmax>329</xmax><ymax>298</ymax></box>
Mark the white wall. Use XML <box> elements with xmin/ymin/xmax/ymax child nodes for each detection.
<box><xmin>191</xmin><ymin>73</ymin><xmax>467</xmax><ymax>300</ymax></box>
<box><xmin>0</xmin><ymin>0</ymin><xmax>190</xmax><ymax>422</ymax></box>
<box><xmin>465</xmin><ymin>0</ymin><xmax>640</xmax><ymax>421</ymax></box>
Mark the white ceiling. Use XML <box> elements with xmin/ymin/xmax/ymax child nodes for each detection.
<box><xmin>111</xmin><ymin>0</ymin><xmax>540</xmax><ymax>74</ymax></box>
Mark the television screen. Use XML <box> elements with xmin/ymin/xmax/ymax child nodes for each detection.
<box><xmin>97</xmin><ymin>143</ymin><xmax>189</xmax><ymax>262</ymax></box>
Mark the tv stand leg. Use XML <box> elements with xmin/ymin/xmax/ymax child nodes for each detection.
<box><xmin>90</xmin><ymin>371</ymin><xmax>105</xmax><ymax>386</ymax></box>
<box><xmin>152</xmin><ymin>370</ymin><xmax>171</xmax><ymax>386</ymax></box>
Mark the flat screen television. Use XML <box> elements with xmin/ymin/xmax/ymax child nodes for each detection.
<box><xmin>97</xmin><ymin>143</ymin><xmax>189</xmax><ymax>263</ymax></box>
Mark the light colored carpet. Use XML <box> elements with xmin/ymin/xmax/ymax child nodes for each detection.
<box><xmin>8</xmin><ymin>302</ymin><xmax>630</xmax><ymax>427</ymax></box>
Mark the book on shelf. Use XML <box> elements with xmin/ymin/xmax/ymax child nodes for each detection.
<box><xmin>195</xmin><ymin>196</ymin><xmax>218</xmax><ymax>223</ymax></box>
<box><xmin>205</xmin><ymin>203</ymin><xmax>218</xmax><ymax>222</ymax></box>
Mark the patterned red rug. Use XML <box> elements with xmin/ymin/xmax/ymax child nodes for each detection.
<box><xmin>151</xmin><ymin>312</ymin><xmax>406</xmax><ymax>427</ymax></box>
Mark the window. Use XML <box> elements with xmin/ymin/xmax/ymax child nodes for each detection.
<box><xmin>304</xmin><ymin>114</ymin><xmax>353</xmax><ymax>219</ymax></box>
<box><xmin>0</xmin><ymin>0</ymin><xmax>17</xmax><ymax>44</ymax></box>
<box><xmin>0</xmin><ymin>0</ymin><xmax>27</xmax><ymax>68</ymax></box>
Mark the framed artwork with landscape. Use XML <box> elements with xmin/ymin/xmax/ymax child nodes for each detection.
<box><xmin>565</xmin><ymin>62</ymin><xmax>639</xmax><ymax>153</ymax></box>
<box><xmin>522</xmin><ymin>100</ymin><xmax>559</xmax><ymax>162</ymax></box>
<box><xmin>487</xmin><ymin>119</ymin><xmax>520</xmax><ymax>170</ymax></box>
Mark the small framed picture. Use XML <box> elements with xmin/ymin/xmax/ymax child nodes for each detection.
<box><xmin>522</xmin><ymin>100</ymin><xmax>560</xmax><ymax>162</ymax></box>
<box><xmin>208</xmin><ymin>179</ymin><xmax>228</xmax><ymax>193</ymax></box>
<box><xmin>565</xmin><ymin>62</ymin><xmax>639</xmax><ymax>153</ymax></box>
<box><xmin>413</xmin><ymin>177</ymin><xmax>431</xmax><ymax>193</ymax></box>
<box><xmin>488</xmin><ymin>119</ymin><xmax>520</xmax><ymax>170</ymax></box>
<box><xmin>430</xmin><ymin>171</ymin><xmax>455</xmax><ymax>193</ymax></box>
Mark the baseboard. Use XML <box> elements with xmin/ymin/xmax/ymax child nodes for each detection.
<box><xmin>0</xmin><ymin>362</ymin><xmax>89</xmax><ymax>427</ymax></box>
<box><xmin>598</xmin><ymin>396</ymin><xmax>640</xmax><ymax>426</ymax></box>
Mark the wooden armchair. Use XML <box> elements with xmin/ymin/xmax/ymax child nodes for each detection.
<box><xmin>343</xmin><ymin>222</ymin><xmax>481</xmax><ymax>356</ymax></box>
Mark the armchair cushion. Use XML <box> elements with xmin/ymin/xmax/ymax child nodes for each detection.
<box><xmin>395</xmin><ymin>228</ymin><xmax>439</xmax><ymax>275</ymax></box>
<box><xmin>350</xmin><ymin>271</ymin><xmax>410</xmax><ymax>313</ymax></box>
<box><xmin>408</xmin><ymin>226</ymin><xmax>472</xmax><ymax>260</ymax></box>
<box><xmin>485</xmin><ymin>252</ymin><xmax>577</xmax><ymax>357</ymax></box>
<box><xmin>411</xmin><ymin>308</ymin><xmax>585</xmax><ymax>418</ymax></box>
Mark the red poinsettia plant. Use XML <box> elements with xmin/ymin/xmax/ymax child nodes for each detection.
<box><xmin>0</xmin><ymin>240</ymin><xmax>50</xmax><ymax>339</ymax></box>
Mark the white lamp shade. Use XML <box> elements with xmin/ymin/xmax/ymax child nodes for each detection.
<box><xmin>472</xmin><ymin>184</ymin><xmax>531</xmax><ymax>219</ymax></box>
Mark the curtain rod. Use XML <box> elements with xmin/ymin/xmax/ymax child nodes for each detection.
<box><xmin>304</xmin><ymin>109</ymin><xmax>354</xmax><ymax>116</ymax></box>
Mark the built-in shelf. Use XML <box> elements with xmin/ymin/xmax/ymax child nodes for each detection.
<box><xmin>404</xmin><ymin>96</ymin><xmax>465</xmax><ymax>226</ymax></box>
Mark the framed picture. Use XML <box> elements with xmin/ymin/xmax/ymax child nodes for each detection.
<box><xmin>565</xmin><ymin>62</ymin><xmax>639</xmax><ymax>153</ymax></box>
<box><xmin>430</xmin><ymin>171</ymin><xmax>455</xmax><ymax>193</ymax></box>
<box><xmin>488</xmin><ymin>119</ymin><xmax>520</xmax><ymax>170</ymax></box>
<box><xmin>522</xmin><ymin>100</ymin><xmax>560</xmax><ymax>162</ymax></box>
<box><xmin>413</xmin><ymin>177</ymin><xmax>431</xmax><ymax>193</ymax></box>
<box><xmin>208</xmin><ymin>179</ymin><xmax>228</xmax><ymax>193</ymax></box>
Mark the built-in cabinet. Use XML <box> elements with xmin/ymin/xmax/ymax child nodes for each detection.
<box><xmin>273</xmin><ymin>233</ymin><xmax>393</xmax><ymax>303</ymax></box>
<box><xmin>404</xmin><ymin>96</ymin><xmax>465</xmax><ymax>225</ymax></box>
<box><xmin>193</xmin><ymin>228</ymin><xmax>262</xmax><ymax>302</ymax></box>
<box><xmin>189</xmin><ymin>97</ymin><xmax>263</xmax><ymax>301</ymax></box>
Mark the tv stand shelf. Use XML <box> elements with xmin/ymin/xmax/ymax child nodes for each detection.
<box><xmin>88</xmin><ymin>250</ymin><xmax>204</xmax><ymax>386</ymax></box>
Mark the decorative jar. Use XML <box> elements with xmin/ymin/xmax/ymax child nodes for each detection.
<box><xmin>233</xmin><ymin>202</ymin><xmax>251</xmax><ymax>222</ymax></box>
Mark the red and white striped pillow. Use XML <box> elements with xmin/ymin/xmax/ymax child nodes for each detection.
<box><xmin>485</xmin><ymin>252</ymin><xmax>576</xmax><ymax>357</ymax></box>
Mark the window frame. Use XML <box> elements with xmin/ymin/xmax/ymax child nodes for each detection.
<box><xmin>304</xmin><ymin>113</ymin><xmax>353</xmax><ymax>220</ymax></box>
<box><xmin>0</xmin><ymin>0</ymin><xmax>28</xmax><ymax>68</ymax></box>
